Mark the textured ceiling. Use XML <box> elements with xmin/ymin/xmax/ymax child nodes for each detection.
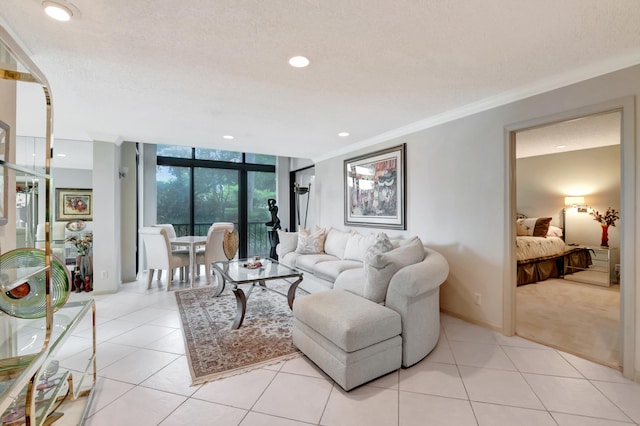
<box><xmin>1</xmin><ymin>0</ymin><xmax>640</xmax><ymax>162</ymax></box>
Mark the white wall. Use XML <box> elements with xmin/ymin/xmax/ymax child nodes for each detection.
<box><xmin>313</xmin><ymin>64</ymin><xmax>640</xmax><ymax>380</ymax></box>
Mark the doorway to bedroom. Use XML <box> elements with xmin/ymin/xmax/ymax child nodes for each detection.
<box><xmin>513</xmin><ymin>110</ymin><xmax>622</xmax><ymax>369</ymax></box>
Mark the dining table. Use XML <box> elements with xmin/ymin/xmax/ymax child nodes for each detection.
<box><xmin>169</xmin><ymin>235</ymin><xmax>207</xmax><ymax>288</ymax></box>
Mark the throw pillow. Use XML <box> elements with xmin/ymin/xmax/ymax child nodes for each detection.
<box><xmin>276</xmin><ymin>230</ymin><xmax>298</xmax><ymax>256</ymax></box>
<box><xmin>343</xmin><ymin>232</ymin><xmax>376</xmax><ymax>262</ymax></box>
<box><xmin>363</xmin><ymin>232</ymin><xmax>394</xmax><ymax>279</ymax></box>
<box><xmin>324</xmin><ymin>228</ymin><xmax>353</xmax><ymax>259</ymax></box>
<box><xmin>295</xmin><ymin>227</ymin><xmax>326</xmax><ymax>254</ymax></box>
<box><xmin>516</xmin><ymin>217</ymin><xmax>552</xmax><ymax>237</ymax></box>
<box><xmin>364</xmin><ymin>236</ymin><xmax>425</xmax><ymax>303</ymax></box>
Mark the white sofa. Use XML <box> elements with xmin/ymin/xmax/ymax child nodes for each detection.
<box><xmin>277</xmin><ymin>227</ymin><xmax>449</xmax><ymax>389</ymax></box>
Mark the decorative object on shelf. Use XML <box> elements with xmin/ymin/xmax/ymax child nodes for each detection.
<box><xmin>590</xmin><ymin>207</ymin><xmax>620</xmax><ymax>247</ymax></box>
<box><xmin>67</xmin><ymin>233</ymin><xmax>93</xmax><ymax>291</ymax></box>
<box><xmin>344</xmin><ymin>144</ymin><xmax>406</xmax><ymax>229</ymax></box>
<box><xmin>294</xmin><ymin>182</ymin><xmax>311</xmax><ymax>229</ymax></box>
<box><xmin>65</xmin><ymin>219</ymin><xmax>86</xmax><ymax>232</ymax></box>
<box><xmin>223</xmin><ymin>229</ymin><xmax>239</xmax><ymax>260</ymax></box>
<box><xmin>265</xmin><ymin>198</ymin><xmax>281</xmax><ymax>259</ymax></box>
<box><xmin>0</xmin><ymin>248</ymin><xmax>70</xmax><ymax>318</ymax></box>
<box><xmin>56</xmin><ymin>188</ymin><xmax>93</xmax><ymax>221</ymax></box>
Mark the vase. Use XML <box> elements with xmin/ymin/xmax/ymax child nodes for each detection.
<box><xmin>601</xmin><ymin>225</ymin><xmax>609</xmax><ymax>247</ymax></box>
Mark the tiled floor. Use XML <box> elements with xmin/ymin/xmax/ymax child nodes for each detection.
<box><xmin>63</xmin><ymin>277</ymin><xmax>640</xmax><ymax>425</ymax></box>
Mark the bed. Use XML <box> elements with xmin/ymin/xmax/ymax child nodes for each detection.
<box><xmin>516</xmin><ymin>216</ymin><xmax>592</xmax><ymax>285</ymax></box>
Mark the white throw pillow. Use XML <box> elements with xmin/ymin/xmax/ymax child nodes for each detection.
<box><xmin>364</xmin><ymin>236</ymin><xmax>425</xmax><ymax>303</ymax></box>
<box><xmin>276</xmin><ymin>230</ymin><xmax>298</xmax><ymax>256</ymax></box>
<box><xmin>324</xmin><ymin>228</ymin><xmax>353</xmax><ymax>259</ymax></box>
<box><xmin>295</xmin><ymin>227</ymin><xmax>327</xmax><ymax>254</ymax></box>
<box><xmin>364</xmin><ymin>233</ymin><xmax>394</xmax><ymax>278</ymax></box>
<box><xmin>343</xmin><ymin>232</ymin><xmax>376</xmax><ymax>262</ymax></box>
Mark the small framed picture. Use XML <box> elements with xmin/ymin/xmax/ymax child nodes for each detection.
<box><xmin>56</xmin><ymin>188</ymin><xmax>93</xmax><ymax>221</ymax></box>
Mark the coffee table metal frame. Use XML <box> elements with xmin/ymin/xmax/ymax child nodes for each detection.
<box><xmin>211</xmin><ymin>258</ymin><xmax>303</xmax><ymax>329</ymax></box>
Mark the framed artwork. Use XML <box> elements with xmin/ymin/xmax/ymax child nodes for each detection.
<box><xmin>0</xmin><ymin>120</ymin><xmax>9</xmax><ymax>225</ymax></box>
<box><xmin>344</xmin><ymin>144</ymin><xmax>406</xmax><ymax>229</ymax></box>
<box><xmin>56</xmin><ymin>188</ymin><xmax>93</xmax><ymax>221</ymax></box>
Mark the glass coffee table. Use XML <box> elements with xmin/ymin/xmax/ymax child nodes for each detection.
<box><xmin>211</xmin><ymin>258</ymin><xmax>304</xmax><ymax>329</ymax></box>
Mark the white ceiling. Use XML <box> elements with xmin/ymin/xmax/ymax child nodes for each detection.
<box><xmin>2</xmin><ymin>0</ymin><xmax>640</xmax><ymax>163</ymax></box>
<box><xmin>516</xmin><ymin>110</ymin><xmax>621</xmax><ymax>159</ymax></box>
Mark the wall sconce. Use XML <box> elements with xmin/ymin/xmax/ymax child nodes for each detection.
<box><xmin>118</xmin><ymin>166</ymin><xmax>129</xmax><ymax>179</ymax></box>
<box><xmin>564</xmin><ymin>196</ymin><xmax>587</xmax><ymax>213</ymax></box>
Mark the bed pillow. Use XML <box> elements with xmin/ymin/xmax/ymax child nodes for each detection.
<box><xmin>516</xmin><ymin>217</ymin><xmax>552</xmax><ymax>237</ymax></box>
<box><xmin>295</xmin><ymin>227</ymin><xmax>327</xmax><ymax>254</ymax></box>
<box><xmin>546</xmin><ymin>225</ymin><xmax>563</xmax><ymax>238</ymax></box>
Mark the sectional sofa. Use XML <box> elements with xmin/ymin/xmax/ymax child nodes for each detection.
<box><xmin>277</xmin><ymin>227</ymin><xmax>449</xmax><ymax>390</ymax></box>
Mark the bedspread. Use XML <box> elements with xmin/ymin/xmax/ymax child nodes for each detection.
<box><xmin>516</xmin><ymin>236</ymin><xmax>566</xmax><ymax>262</ymax></box>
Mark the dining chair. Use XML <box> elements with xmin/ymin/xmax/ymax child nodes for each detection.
<box><xmin>139</xmin><ymin>227</ymin><xmax>190</xmax><ymax>290</ymax></box>
<box><xmin>153</xmin><ymin>223</ymin><xmax>190</xmax><ymax>278</ymax></box>
<box><xmin>196</xmin><ymin>222</ymin><xmax>235</xmax><ymax>285</ymax></box>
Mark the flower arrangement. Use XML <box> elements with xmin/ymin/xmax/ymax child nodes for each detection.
<box><xmin>590</xmin><ymin>207</ymin><xmax>620</xmax><ymax>227</ymax></box>
<box><xmin>66</xmin><ymin>233</ymin><xmax>93</xmax><ymax>256</ymax></box>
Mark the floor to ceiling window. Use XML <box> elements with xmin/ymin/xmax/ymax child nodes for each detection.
<box><xmin>156</xmin><ymin>145</ymin><xmax>276</xmax><ymax>258</ymax></box>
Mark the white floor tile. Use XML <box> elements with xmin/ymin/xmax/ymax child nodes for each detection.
<box><xmin>107</xmin><ymin>324</ymin><xmax>176</xmax><ymax>348</ymax></box>
<box><xmin>99</xmin><ymin>348</ymin><xmax>180</xmax><ymax>384</ymax></box>
<box><xmin>524</xmin><ymin>374</ymin><xmax>631</xmax><ymax>422</ymax></box>
<box><xmin>160</xmin><ymin>398</ymin><xmax>247</xmax><ymax>426</ymax></box>
<box><xmin>76</xmin><ymin>319</ymin><xmax>141</xmax><ymax>343</ymax></box>
<box><xmin>85</xmin><ymin>386</ymin><xmax>186</xmax><ymax>426</ymax></box>
<box><xmin>559</xmin><ymin>352</ymin><xmax>629</xmax><ymax>383</ymax></box>
<box><xmin>148</xmin><ymin>311</ymin><xmax>182</xmax><ymax>328</ymax></box>
<box><xmin>279</xmin><ymin>355</ymin><xmax>325</xmax><ymax>379</ymax></box>
<box><xmin>365</xmin><ymin>369</ymin><xmax>399</xmax><ymax>390</ymax></box>
<box><xmin>502</xmin><ymin>346</ymin><xmax>582</xmax><ymax>377</ymax></box>
<box><xmin>459</xmin><ymin>366</ymin><xmax>544</xmax><ymax>409</ymax></box>
<box><xmin>399</xmin><ymin>360</ymin><xmax>467</xmax><ymax>399</ymax></box>
<box><xmin>252</xmin><ymin>372</ymin><xmax>333</xmax><ymax>424</ymax></box>
<box><xmin>144</xmin><ymin>329</ymin><xmax>186</xmax><ymax>354</ymax></box>
<box><xmin>193</xmin><ymin>368</ymin><xmax>277</xmax><ymax>409</ymax></box>
<box><xmin>449</xmin><ymin>340</ymin><xmax>517</xmax><ymax>371</ymax></box>
<box><xmin>87</xmin><ymin>377</ymin><xmax>135</xmax><ymax>417</ymax></box>
<box><xmin>141</xmin><ymin>356</ymin><xmax>201</xmax><ymax>396</ymax></box>
<box><xmin>472</xmin><ymin>402</ymin><xmax>556</xmax><ymax>426</ymax></box>
<box><xmin>118</xmin><ymin>307</ymin><xmax>176</xmax><ymax>324</ymax></box>
<box><xmin>591</xmin><ymin>380</ymin><xmax>640</xmax><ymax>423</ymax></box>
<box><xmin>551</xmin><ymin>411</ymin><xmax>637</xmax><ymax>426</ymax></box>
<box><xmin>240</xmin><ymin>411</ymin><xmax>311</xmax><ymax>426</ymax></box>
<box><xmin>424</xmin><ymin>334</ymin><xmax>456</xmax><ymax>364</ymax></box>
<box><xmin>399</xmin><ymin>391</ymin><xmax>477</xmax><ymax>426</ymax></box>
<box><xmin>321</xmin><ymin>385</ymin><xmax>398</xmax><ymax>426</ymax></box>
<box><xmin>494</xmin><ymin>333</ymin><xmax>553</xmax><ymax>350</ymax></box>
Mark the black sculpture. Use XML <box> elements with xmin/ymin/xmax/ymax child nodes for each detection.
<box><xmin>266</xmin><ymin>198</ymin><xmax>281</xmax><ymax>230</ymax></box>
<box><xmin>265</xmin><ymin>199</ymin><xmax>281</xmax><ymax>259</ymax></box>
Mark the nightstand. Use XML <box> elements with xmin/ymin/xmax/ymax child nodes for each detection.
<box><xmin>564</xmin><ymin>246</ymin><xmax>619</xmax><ymax>287</ymax></box>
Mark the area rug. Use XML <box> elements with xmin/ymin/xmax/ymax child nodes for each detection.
<box><xmin>175</xmin><ymin>281</ymin><xmax>303</xmax><ymax>385</ymax></box>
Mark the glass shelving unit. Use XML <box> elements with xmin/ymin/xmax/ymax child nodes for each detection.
<box><xmin>0</xmin><ymin>25</ymin><xmax>96</xmax><ymax>425</ymax></box>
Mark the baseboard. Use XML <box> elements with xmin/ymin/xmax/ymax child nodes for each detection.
<box><xmin>439</xmin><ymin>308</ymin><xmax>503</xmax><ymax>333</ymax></box>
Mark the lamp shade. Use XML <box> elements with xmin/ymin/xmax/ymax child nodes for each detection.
<box><xmin>564</xmin><ymin>196</ymin><xmax>585</xmax><ymax>206</ymax></box>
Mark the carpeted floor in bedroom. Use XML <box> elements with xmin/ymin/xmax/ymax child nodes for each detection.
<box><xmin>516</xmin><ymin>278</ymin><xmax>620</xmax><ymax>369</ymax></box>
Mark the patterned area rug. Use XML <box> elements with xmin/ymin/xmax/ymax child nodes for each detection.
<box><xmin>175</xmin><ymin>281</ymin><xmax>303</xmax><ymax>385</ymax></box>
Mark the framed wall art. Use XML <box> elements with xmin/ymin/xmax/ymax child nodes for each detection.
<box><xmin>344</xmin><ymin>144</ymin><xmax>406</xmax><ymax>229</ymax></box>
<box><xmin>56</xmin><ymin>188</ymin><xmax>93</xmax><ymax>221</ymax></box>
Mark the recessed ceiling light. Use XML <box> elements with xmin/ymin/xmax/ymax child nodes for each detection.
<box><xmin>288</xmin><ymin>56</ymin><xmax>310</xmax><ymax>68</ymax></box>
<box><xmin>42</xmin><ymin>1</ymin><xmax>73</xmax><ymax>21</ymax></box>
<box><xmin>223</xmin><ymin>135</ymin><xmax>234</xmax><ymax>140</ymax></box>
<box><xmin>338</xmin><ymin>132</ymin><xmax>350</xmax><ymax>137</ymax></box>
<box><xmin>555</xmin><ymin>144</ymin><xmax>567</xmax><ymax>149</ymax></box>
<box><xmin>56</xmin><ymin>153</ymin><xmax>66</xmax><ymax>157</ymax></box>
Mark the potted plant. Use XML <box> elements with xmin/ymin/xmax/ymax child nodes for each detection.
<box><xmin>589</xmin><ymin>207</ymin><xmax>620</xmax><ymax>247</ymax></box>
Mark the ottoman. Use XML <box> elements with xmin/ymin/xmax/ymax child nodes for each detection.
<box><xmin>292</xmin><ymin>289</ymin><xmax>402</xmax><ymax>391</ymax></box>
